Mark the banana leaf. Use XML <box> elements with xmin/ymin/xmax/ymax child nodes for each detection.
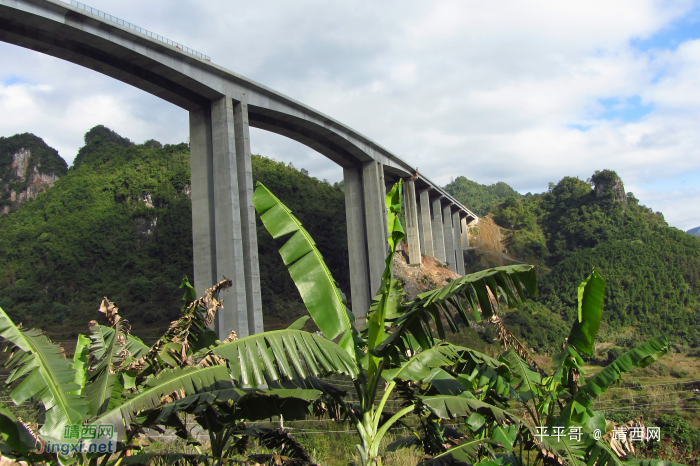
<box><xmin>561</xmin><ymin>335</ymin><xmax>669</xmax><ymax>425</ymax></box>
<box><xmin>373</xmin><ymin>265</ymin><xmax>537</xmax><ymax>357</ymax></box>
<box><xmin>92</xmin><ymin>365</ymin><xmax>233</xmax><ymax>438</ymax></box>
<box><xmin>418</xmin><ymin>439</ymin><xmax>500</xmax><ymax>465</ymax></box>
<box><xmin>212</xmin><ymin>328</ymin><xmax>358</xmax><ymax>386</ymax></box>
<box><xmin>0</xmin><ymin>306</ymin><xmax>88</xmax><ymax>440</ymax></box>
<box><xmin>568</xmin><ymin>270</ymin><xmax>605</xmax><ymax>357</ymax></box>
<box><xmin>253</xmin><ymin>182</ymin><xmax>351</xmax><ymax>340</ymax></box>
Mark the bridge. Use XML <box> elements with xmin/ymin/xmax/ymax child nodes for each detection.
<box><xmin>0</xmin><ymin>0</ymin><xmax>478</xmax><ymax>338</ymax></box>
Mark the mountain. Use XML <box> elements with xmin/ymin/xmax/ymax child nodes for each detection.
<box><xmin>688</xmin><ymin>226</ymin><xmax>700</xmax><ymax>237</ymax></box>
<box><xmin>0</xmin><ymin>126</ymin><xmax>348</xmax><ymax>334</ymax></box>
<box><xmin>484</xmin><ymin>170</ymin><xmax>700</xmax><ymax>350</ymax></box>
<box><xmin>443</xmin><ymin>176</ymin><xmax>521</xmax><ymax>217</ymax></box>
<box><xmin>0</xmin><ymin>133</ymin><xmax>68</xmax><ymax>214</ymax></box>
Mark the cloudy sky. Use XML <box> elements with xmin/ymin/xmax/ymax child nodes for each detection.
<box><xmin>1</xmin><ymin>0</ymin><xmax>700</xmax><ymax>230</ymax></box>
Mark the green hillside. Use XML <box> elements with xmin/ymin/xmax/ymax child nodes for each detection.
<box><xmin>0</xmin><ymin>126</ymin><xmax>348</xmax><ymax>333</ymax></box>
<box><xmin>489</xmin><ymin>170</ymin><xmax>700</xmax><ymax>349</ymax></box>
<box><xmin>443</xmin><ymin>176</ymin><xmax>522</xmax><ymax>217</ymax></box>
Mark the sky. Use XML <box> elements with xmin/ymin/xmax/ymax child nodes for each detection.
<box><xmin>1</xmin><ymin>1</ymin><xmax>700</xmax><ymax>230</ymax></box>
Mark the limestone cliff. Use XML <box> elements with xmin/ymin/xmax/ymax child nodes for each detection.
<box><xmin>0</xmin><ymin>133</ymin><xmax>67</xmax><ymax>214</ymax></box>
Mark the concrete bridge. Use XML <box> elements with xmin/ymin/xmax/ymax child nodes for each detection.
<box><xmin>0</xmin><ymin>0</ymin><xmax>478</xmax><ymax>338</ymax></box>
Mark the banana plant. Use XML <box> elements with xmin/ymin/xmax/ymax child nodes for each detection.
<box><xmin>253</xmin><ymin>180</ymin><xmax>541</xmax><ymax>465</ymax></box>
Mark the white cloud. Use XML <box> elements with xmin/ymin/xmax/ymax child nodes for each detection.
<box><xmin>1</xmin><ymin>0</ymin><xmax>700</xmax><ymax>229</ymax></box>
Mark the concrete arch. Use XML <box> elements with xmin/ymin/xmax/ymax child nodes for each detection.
<box><xmin>0</xmin><ymin>0</ymin><xmax>478</xmax><ymax>337</ymax></box>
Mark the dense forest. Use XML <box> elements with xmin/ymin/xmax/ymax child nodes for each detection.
<box><xmin>0</xmin><ymin>126</ymin><xmax>348</xmax><ymax>333</ymax></box>
<box><xmin>480</xmin><ymin>170</ymin><xmax>700</xmax><ymax>350</ymax></box>
<box><xmin>443</xmin><ymin>176</ymin><xmax>522</xmax><ymax>217</ymax></box>
<box><xmin>2</xmin><ymin>127</ymin><xmax>700</xmax><ymax>352</ymax></box>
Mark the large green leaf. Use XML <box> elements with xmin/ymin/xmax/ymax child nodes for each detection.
<box><xmin>71</xmin><ymin>334</ymin><xmax>90</xmax><ymax>394</ymax></box>
<box><xmin>561</xmin><ymin>335</ymin><xmax>669</xmax><ymax>424</ymax></box>
<box><xmin>0</xmin><ymin>407</ymin><xmax>36</xmax><ymax>457</ymax></box>
<box><xmin>253</xmin><ymin>182</ymin><xmax>351</xmax><ymax>340</ymax></box>
<box><xmin>212</xmin><ymin>328</ymin><xmax>358</xmax><ymax>386</ymax></box>
<box><xmin>418</xmin><ymin>438</ymin><xmax>497</xmax><ymax>465</ymax></box>
<box><xmin>92</xmin><ymin>365</ymin><xmax>232</xmax><ymax>438</ymax></box>
<box><xmin>373</xmin><ymin>265</ymin><xmax>537</xmax><ymax>357</ymax></box>
<box><xmin>568</xmin><ymin>270</ymin><xmax>605</xmax><ymax>357</ymax></box>
<box><xmin>420</xmin><ymin>395</ymin><xmax>520</xmax><ymax>426</ymax></box>
<box><xmin>384</xmin><ymin>344</ymin><xmax>518</xmax><ymax>400</ymax></box>
<box><xmin>0</xmin><ymin>306</ymin><xmax>88</xmax><ymax>440</ymax></box>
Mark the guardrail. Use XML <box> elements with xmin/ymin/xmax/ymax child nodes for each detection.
<box><xmin>68</xmin><ymin>1</ymin><xmax>211</xmax><ymax>61</ymax></box>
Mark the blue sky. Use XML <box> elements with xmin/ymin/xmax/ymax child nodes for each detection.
<box><xmin>1</xmin><ymin>0</ymin><xmax>700</xmax><ymax>230</ymax></box>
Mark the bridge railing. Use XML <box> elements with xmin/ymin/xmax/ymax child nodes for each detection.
<box><xmin>68</xmin><ymin>1</ymin><xmax>211</xmax><ymax>61</ymax></box>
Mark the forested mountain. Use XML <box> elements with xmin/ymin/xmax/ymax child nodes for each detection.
<box><xmin>490</xmin><ymin>170</ymin><xmax>700</xmax><ymax>349</ymax></box>
<box><xmin>443</xmin><ymin>176</ymin><xmax>522</xmax><ymax>217</ymax></box>
<box><xmin>0</xmin><ymin>126</ymin><xmax>347</xmax><ymax>333</ymax></box>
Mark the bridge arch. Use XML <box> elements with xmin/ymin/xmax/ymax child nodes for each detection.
<box><xmin>0</xmin><ymin>0</ymin><xmax>477</xmax><ymax>337</ymax></box>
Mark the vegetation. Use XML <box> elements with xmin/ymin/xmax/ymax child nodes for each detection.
<box><xmin>486</xmin><ymin>170</ymin><xmax>700</xmax><ymax>349</ymax></box>
<box><xmin>0</xmin><ymin>180</ymin><xmax>685</xmax><ymax>465</ymax></box>
<box><xmin>0</xmin><ymin>126</ymin><xmax>348</xmax><ymax>334</ymax></box>
<box><xmin>444</xmin><ymin>176</ymin><xmax>522</xmax><ymax>217</ymax></box>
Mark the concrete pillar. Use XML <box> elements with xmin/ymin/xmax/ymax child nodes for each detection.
<box><xmin>189</xmin><ymin>107</ymin><xmax>217</xmax><ymax>300</ymax></box>
<box><xmin>343</xmin><ymin>167</ymin><xmax>371</xmax><ymax>323</ymax></box>
<box><xmin>210</xmin><ymin>96</ymin><xmax>249</xmax><ymax>339</ymax></box>
<box><xmin>233</xmin><ymin>93</ymin><xmax>264</xmax><ymax>336</ymax></box>
<box><xmin>403</xmin><ymin>180</ymin><xmax>421</xmax><ymax>266</ymax></box>
<box><xmin>363</xmin><ymin>161</ymin><xmax>388</xmax><ymax>297</ymax></box>
<box><xmin>453</xmin><ymin>210</ymin><xmax>464</xmax><ymax>275</ymax></box>
<box><xmin>420</xmin><ymin>190</ymin><xmax>434</xmax><ymax>258</ymax></box>
<box><xmin>417</xmin><ymin>197</ymin><xmax>425</xmax><ymax>255</ymax></box>
<box><xmin>461</xmin><ymin>217</ymin><xmax>470</xmax><ymax>250</ymax></box>
<box><xmin>431</xmin><ymin>198</ymin><xmax>446</xmax><ymax>262</ymax></box>
<box><xmin>442</xmin><ymin>204</ymin><xmax>455</xmax><ymax>272</ymax></box>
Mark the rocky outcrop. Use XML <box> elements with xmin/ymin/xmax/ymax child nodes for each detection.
<box><xmin>0</xmin><ymin>133</ymin><xmax>67</xmax><ymax>214</ymax></box>
<box><xmin>2</xmin><ymin>149</ymin><xmax>61</xmax><ymax>214</ymax></box>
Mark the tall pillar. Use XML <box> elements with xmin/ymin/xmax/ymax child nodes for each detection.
<box><xmin>403</xmin><ymin>180</ymin><xmax>421</xmax><ymax>266</ymax></box>
<box><xmin>417</xmin><ymin>197</ymin><xmax>425</xmax><ymax>255</ymax></box>
<box><xmin>344</xmin><ymin>167</ymin><xmax>371</xmax><ymax>324</ymax></box>
<box><xmin>233</xmin><ymin>93</ymin><xmax>264</xmax><ymax>336</ymax></box>
<box><xmin>420</xmin><ymin>190</ymin><xmax>434</xmax><ymax>258</ymax></box>
<box><xmin>363</xmin><ymin>161</ymin><xmax>388</xmax><ymax>297</ymax></box>
<box><xmin>431</xmin><ymin>198</ymin><xmax>446</xmax><ymax>262</ymax></box>
<box><xmin>461</xmin><ymin>216</ymin><xmax>470</xmax><ymax>250</ymax></box>
<box><xmin>210</xmin><ymin>96</ymin><xmax>249</xmax><ymax>339</ymax></box>
<box><xmin>452</xmin><ymin>210</ymin><xmax>464</xmax><ymax>275</ymax></box>
<box><xmin>442</xmin><ymin>204</ymin><xmax>455</xmax><ymax>272</ymax></box>
<box><xmin>189</xmin><ymin>107</ymin><xmax>217</xmax><ymax>301</ymax></box>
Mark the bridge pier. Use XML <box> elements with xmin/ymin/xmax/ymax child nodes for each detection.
<box><xmin>190</xmin><ymin>96</ymin><xmax>263</xmax><ymax>340</ymax></box>
<box><xmin>419</xmin><ymin>190</ymin><xmax>434</xmax><ymax>258</ymax></box>
<box><xmin>442</xmin><ymin>203</ymin><xmax>456</xmax><ymax>272</ymax></box>
<box><xmin>403</xmin><ymin>180</ymin><xmax>422</xmax><ymax>266</ymax></box>
<box><xmin>431</xmin><ymin>198</ymin><xmax>446</xmax><ymax>263</ymax></box>
<box><xmin>452</xmin><ymin>210</ymin><xmax>464</xmax><ymax>275</ymax></box>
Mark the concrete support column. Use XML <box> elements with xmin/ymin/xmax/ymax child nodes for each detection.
<box><xmin>343</xmin><ymin>167</ymin><xmax>371</xmax><ymax>324</ymax></box>
<box><xmin>417</xmin><ymin>197</ymin><xmax>425</xmax><ymax>255</ymax></box>
<box><xmin>233</xmin><ymin>94</ymin><xmax>264</xmax><ymax>336</ymax></box>
<box><xmin>461</xmin><ymin>217</ymin><xmax>470</xmax><ymax>250</ymax></box>
<box><xmin>403</xmin><ymin>180</ymin><xmax>421</xmax><ymax>266</ymax></box>
<box><xmin>442</xmin><ymin>204</ymin><xmax>455</xmax><ymax>272</ymax></box>
<box><xmin>452</xmin><ymin>210</ymin><xmax>464</xmax><ymax>275</ymax></box>
<box><xmin>210</xmin><ymin>96</ymin><xmax>249</xmax><ymax>339</ymax></box>
<box><xmin>189</xmin><ymin>107</ymin><xmax>217</xmax><ymax>301</ymax></box>
<box><xmin>363</xmin><ymin>161</ymin><xmax>388</xmax><ymax>297</ymax></box>
<box><xmin>420</xmin><ymin>190</ymin><xmax>434</xmax><ymax>258</ymax></box>
<box><xmin>431</xmin><ymin>198</ymin><xmax>446</xmax><ymax>262</ymax></box>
